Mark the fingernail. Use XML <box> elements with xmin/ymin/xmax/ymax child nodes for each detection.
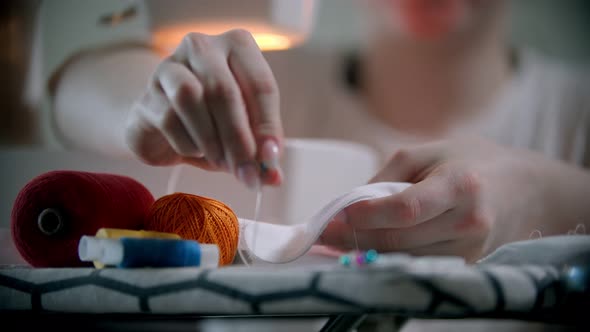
<box><xmin>260</xmin><ymin>140</ymin><xmax>280</xmax><ymax>171</ymax></box>
<box><xmin>333</xmin><ymin>210</ymin><xmax>348</xmax><ymax>224</ymax></box>
<box><xmin>262</xmin><ymin>167</ymin><xmax>283</xmax><ymax>186</ymax></box>
<box><xmin>236</xmin><ymin>163</ymin><xmax>260</xmax><ymax>190</ymax></box>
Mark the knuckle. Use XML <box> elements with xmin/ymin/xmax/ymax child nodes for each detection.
<box><xmin>152</xmin><ymin>58</ymin><xmax>177</xmax><ymax>92</ymax></box>
<box><xmin>157</xmin><ymin>109</ymin><xmax>178</xmax><ymax>133</ymax></box>
<box><xmin>475</xmin><ymin>210</ymin><xmax>494</xmax><ymax>233</ymax></box>
<box><xmin>225</xmin><ymin>29</ymin><xmax>256</xmax><ymax>46</ymax></box>
<box><xmin>183</xmin><ymin>32</ymin><xmax>212</xmax><ymax>53</ymax></box>
<box><xmin>457</xmin><ymin>208</ymin><xmax>493</xmax><ymax>234</ymax></box>
<box><xmin>389</xmin><ymin>149</ymin><xmax>414</xmax><ymax>169</ymax></box>
<box><xmin>390</xmin><ymin>196</ymin><xmax>420</xmax><ymax>225</ymax></box>
<box><xmin>454</xmin><ymin>169</ymin><xmax>483</xmax><ymax>198</ymax></box>
<box><xmin>249</xmin><ymin>77</ymin><xmax>277</xmax><ymax>96</ymax></box>
<box><xmin>172</xmin><ymin>81</ymin><xmax>202</xmax><ymax>111</ymax></box>
<box><xmin>134</xmin><ymin>92</ymin><xmax>169</xmax><ymax>123</ymax></box>
<box><xmin>205</xmin><ymin>79</ymin><xmax>239</xmax><ymax>102</ymax></box>
<box><xmin>134</xmin><ymin>93</ymin><xmax>153</xmax><ymax>115</ymax></box>
<box><xmin>151</xmin><ymin>66</ymin><xmax>166</xmax><ymax>92</ymax></box>
<box><xmin>255</xmin><ymin>121</ymin><xmax>283</xmax><ymax>141</ymax></box>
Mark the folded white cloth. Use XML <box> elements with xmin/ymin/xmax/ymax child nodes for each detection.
<box><xmin>238</xmin><ymin>180</ymin><xmax>590</xmax><ymax>268</ymax></box>
<box><xmin>238</xmin><ymin>182</ymin><xmax>412</xmax><ymax>264</ymax></box>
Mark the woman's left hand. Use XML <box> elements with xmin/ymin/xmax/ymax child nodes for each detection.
<box><xmin>319</xmin><ymin>137</ymin><xmax>549</xmax><ymax>262</ymax></box>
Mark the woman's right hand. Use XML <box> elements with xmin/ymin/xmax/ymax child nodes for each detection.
<box><xmin>125</xmin><ymin>29</ymin><xmax>283</xmax><ymax>189</ymax></box>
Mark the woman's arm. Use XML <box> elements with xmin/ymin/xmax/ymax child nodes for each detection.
<box><xmin>532</xmin><ymin>154</ymin><xmax>590</xmax><ymax>236</ymax></box>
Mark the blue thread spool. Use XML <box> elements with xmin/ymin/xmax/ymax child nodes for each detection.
<box><xmin>78</xmin><ymin>236</ymin><xmax>219</xmax><ymax>268</ymax></box>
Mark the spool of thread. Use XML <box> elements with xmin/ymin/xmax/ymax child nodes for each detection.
<box><xmin>11</xmin><ymin>170</ymin><xmax>155</xmax><ymax>267</ymax></box>
<box><xmin>144</xmin><ymin>192</ymin><xmax>239</xmax><ymax>266</ymax></box>
<box><xmin>95</xmin><ymin>228</ymin><xmax>181</xmax><ymax>240</ymax></box>
<box><xmin>78</xmin><ymin>236</ymin><xmax>220</xmax><ymax>268</ymax></box>
<box><xmin>92</xmin><ymin>228</ymin><xmax>181</xmax><ymax>268</ymax></box>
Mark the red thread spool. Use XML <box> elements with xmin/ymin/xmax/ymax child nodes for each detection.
<box><xmin>11</xmin><ymin>170</ymin><xmax>155</xmax><ymax>267</ymax></box>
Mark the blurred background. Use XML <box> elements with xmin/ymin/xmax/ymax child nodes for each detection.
<box><xmin>3</xmin><ymin>0</ymin><xmax>589</xmax><ymax>148</ymax></box>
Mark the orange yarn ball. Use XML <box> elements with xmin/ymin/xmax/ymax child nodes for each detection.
<box><xmin>144</xmin><ymin>193</ymin><xmax>239</xmax><ymax>266</ymax></box>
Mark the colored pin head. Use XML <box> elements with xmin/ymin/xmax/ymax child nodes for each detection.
<box><xmin>365</xmin><ymin>249</ymin><xmax>378</xmax><ymax>263</ymax></box>
<box><xmin>355</xmin><ymin>253</ymin><xmax>366</xmax><ymax>265</ymax></box>
<box><xmin>339</xmin><ymin>254</ymin><xmax>352</xmax><ymax>266</ymax></box>
<box><xmin>339</xmin><ymin>249</ymin><xmax>379</xmax><ymax>267</ymax></box>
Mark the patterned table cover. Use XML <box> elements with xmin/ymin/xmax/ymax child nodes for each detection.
<box><xmin>0</xmin><ymin>251</ymin><xmax>585</xmax><ymax>326</ymax></box>
<box><xmin>2</xmin><ymin>234</ymin><xmax>589</xmax><ymax>330</ymax></box>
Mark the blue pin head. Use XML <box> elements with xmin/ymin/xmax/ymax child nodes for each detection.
<box><xmin>365</xmin><ymin>249</ymin><xmax>378</xmax><ymax>263</ymax></box>
<box><xmin>339</xmin><ymin>254</ymin><xmax>352</xmax><ymax>266</ymax></box>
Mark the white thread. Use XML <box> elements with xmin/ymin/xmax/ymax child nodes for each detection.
<box><xmin>529</xmin><ymin>229</ymin><xmax>543</xmax><ymax>239</ymax></box>
<box><xmin>252</xmin><ymin>186</ymin><xmax>263</xmax><ymax>256</ymax></box>
<box><xmin>237</xmin><ymin>240</ymin><xmax>251</xmax><ymax>266</ymax></box>
<box><xmin>566</xmin><ymin>224</ymin><xmax>586</xmax><ymax>235</ymax></box>
<box><xmin>166</xmin><ymin>165</ymin><xmax>184</xmax><ymax>195</ymax></box>
<box><xmin>573</xmin><ymin>223</ymin><xmax>586</xmax><ymax>234</ymax></box>
<box><xmin>352</xmin><ymin>228</ymin><xmax>360</xmax><ymax>253</ymax></box>
<box><xmin>531</xmin><ymin>224</ymin><xmax>586</xmax><ymax>238</ymax></box>
<box><xmin>237</xmin><ymin>185</ymin><xmax>262</xmax><ymax>267</ymax></box>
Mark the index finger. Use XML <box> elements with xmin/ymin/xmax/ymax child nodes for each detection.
<box><xmin>225</xmin><ymin>30</ymin><xmax>282</xmax><ymax>144</ymax></box>
<box><xmin>345</xmin><ymin>175</ymin><xmax>459</xmax><ymax>230</ymax></box>
<box><xmin>224</xmin><ymin>30</ymin><xmax>283</xmax><ymax>185</ymax></box>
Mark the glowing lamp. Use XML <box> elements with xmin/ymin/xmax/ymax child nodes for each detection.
<box><xmin>145</xmin><ymin>0</ymin><xmax>317</xmax><ymax>53</ymax></box>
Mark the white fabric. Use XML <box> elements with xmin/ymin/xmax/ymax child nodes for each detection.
<box><xmin>239</xmin><ymin>182</ymin><xmax>412</xmax><ymax>264</ymax></box>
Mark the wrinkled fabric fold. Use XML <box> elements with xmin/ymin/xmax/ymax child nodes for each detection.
<box><xmin>239</xmin><ymin>182</ymin><xmax>412</xmax><ymax>264</ymax></box>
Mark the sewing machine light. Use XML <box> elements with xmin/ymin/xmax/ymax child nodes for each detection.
<box><xmin>145</xmin><ymin>0</ymin><xmax>317</xmax><ymax>53</ymax></box>
<box><xmin>250</xmin><ymin>33</ymin><xmax>292</xmax><ymax>51</ymax></box>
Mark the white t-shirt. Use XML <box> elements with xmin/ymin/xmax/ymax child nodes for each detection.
<box><xmin>264</xmin><ymin>47</ymin><xmax>590</xmax><ymax>169</ymax></box>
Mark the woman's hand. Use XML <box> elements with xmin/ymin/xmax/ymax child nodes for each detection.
<box><xmin>319</xmin><ymin>137</ymin><xmax>559</xmax><ymax>262</ymax></box>
<box><xmin>125</xmin><ymin>29</ymin><xmax>283</xmax><ymax>189</ymax></box>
